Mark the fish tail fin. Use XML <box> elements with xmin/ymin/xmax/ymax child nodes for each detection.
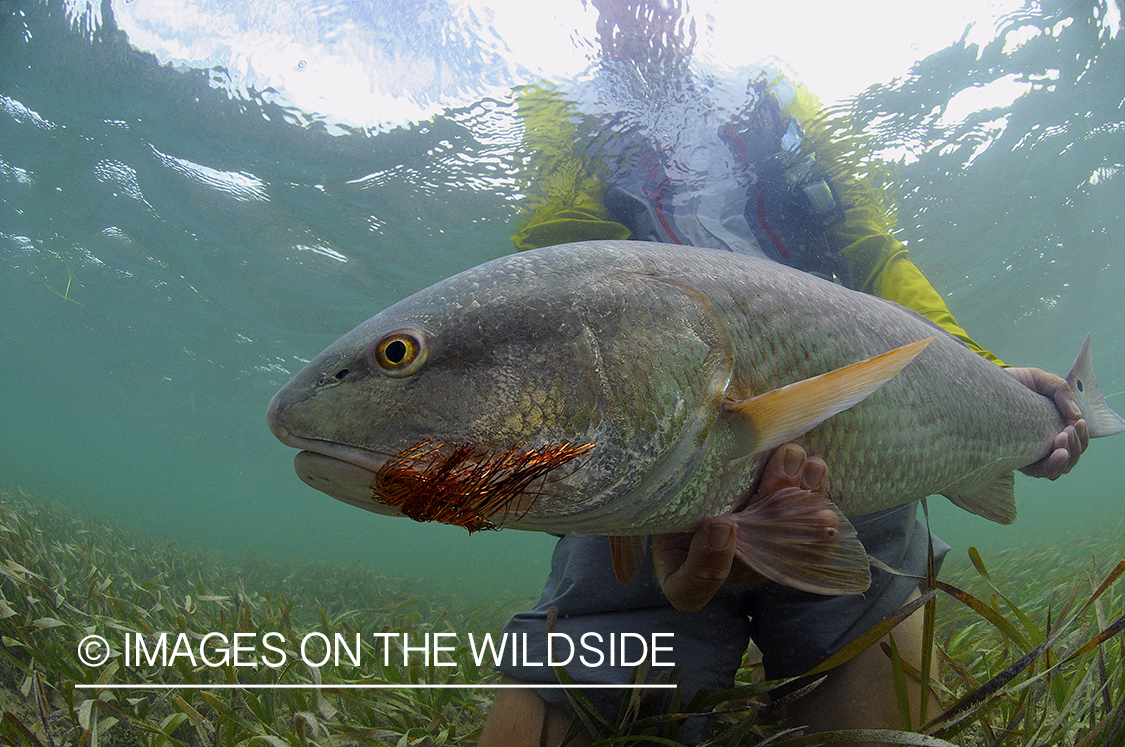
<box><xmin>1067</xmin><ymin>334</ymin><xmax>1125</xmax><ymax>438</ymax></box>
<box><xmin>730</xmin><ymin>487</ymin><xmax>870</xmax><ymax>595</ymax></box>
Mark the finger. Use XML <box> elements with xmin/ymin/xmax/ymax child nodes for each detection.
<box><xmin>1075</xmin><ymin>418</ymin><xmax>1089</xmax><ymax>453</ymax></box>
<box><xmin>1006</xmin><ymin>367</ymin><xmax>1052</xmax><ymax>395</ymax></box>
<box><xmin>1065</xmin><ymin>426</ymin><xmax>1079</xmax><ymax>472</ymax></box>
<box><xmin>802</xmin><ymin>456</ymin><xmax>827</xmax><ymax>491</ymax></box>
<box><xmin>650</xmin><ymin>531</ymin><xmax>693</xmax><ymax>581</ymax></box>
<box><xmin>1051</xmin><ymin>446</ymin><xmax>1070</xmax><ymax>479</ymax></box>
<box><xmin>1057</xmin><ymin>422</ymin><xmax>1085</xmax><ymax>478</ymax></box>
<box><xmin>753</xmin><ymin>443</ymin><xmax>807</xmax><ymax>501</ymax></box>
<box><xmin>653</xmin><ymin>518</ymin><xmax>736</xmax><ymax>613</ymax></box>
<box><xmin>1019</xmin><ymin>442</ymin><xmax>1066</xmax><ymax>480</ymax></box>
<box><xmin>1048</xmin><ymin>427</ymin><xmax>1075</xmax><ymax>479</ymax></box>
<box><xmin>1064</xmin><ymin>420</ymin><xmax>1088</xmax><ymax>473</ymax></box>
<box><xmin>1041</xmin><ymin>447</ymin><xmax>1068</xmax><ymax>480</ymax></box>
<box><xmin>1053</xmin><ymin>384</ymin><xmax>1082</xmax><ymax>423</ymax></box>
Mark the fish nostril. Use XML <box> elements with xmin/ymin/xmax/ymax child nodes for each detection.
<box><xmin>316</xmin><ymin>369</ymin><xmax>350</xmax><ymax>386</ymax></box>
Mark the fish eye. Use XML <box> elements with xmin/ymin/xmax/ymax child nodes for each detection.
<box><xmin>372</xmin><ymin>329</ymin><xmax>427</xmax><ymax>377</ymax></box>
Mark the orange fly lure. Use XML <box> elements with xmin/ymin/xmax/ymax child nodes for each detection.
<box><xmin>372</xmin><ymin>440</ymin><xmax>595</xmax><ymax>532</ymax></box>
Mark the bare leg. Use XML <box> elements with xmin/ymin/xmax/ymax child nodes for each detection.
<box><xmin>477</xmin><ymin>675</ymin><xmax>591</xmax><ymax>747</ymax></box>
<box><xmin>782</xmin><ymin>588</ymin><xmax>935</xmax><ymax>747</ymax></box>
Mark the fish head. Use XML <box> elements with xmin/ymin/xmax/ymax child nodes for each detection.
<box><xmin>267</xmin><ymin>242</ymin><xmax>734</xmax><ymax>533</ymax></box>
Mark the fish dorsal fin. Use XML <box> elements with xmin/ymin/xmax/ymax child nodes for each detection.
<box><xmin>722</xmin><ymin>338</ymin><xmax>935</xmax><ymax>456</ymax></box>
<box><xmin>730</xmin><ymin>487</ymin><xmax>870</xmax><ymax>594</ymax></box>
<box><xmin>942</xmin><ymin>472</ymin><xmax>1017</xmax><ymax>525</ymax></box>
<box><xmin>610</xmin><ymin>535</ymin><xmax>647</xmax><ymax>585</ymax></box>
<box><xmin>1067</xmin><ymin>334</ymin><xmax>1125</xmax><ymax>438</ymax></box>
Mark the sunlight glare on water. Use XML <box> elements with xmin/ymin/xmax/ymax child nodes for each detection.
<box><xmin>63</xmin><ymin>0</ymin><xmax>1045</xmax><ymax>131</ymax></box>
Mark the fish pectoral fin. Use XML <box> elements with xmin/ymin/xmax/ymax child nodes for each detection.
<box><xmin>730</xmin><ymin>487</ymin><xmax>871</xmax><ymax>595</ymax></box>
<box><xmin>722</xmin><ymin>338</ymin><xmax>935</xmax><ymax>456</ymax></box>
<box><xmin>942</xmin><ymin>472</ymin><xmax>1017</xmax><ymax>525</ymax></box>
<box><xmin>610</xmin><ymin>535</ymin><xmax>648</xmax><ymax>586</ymax></box>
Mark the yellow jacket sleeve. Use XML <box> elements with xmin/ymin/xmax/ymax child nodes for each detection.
<box><xmin>513</xmin><ymin>78</ymin><xmax>1005</xmax><ymax>366</ymax></box>
<box><xmin>510</xmin><ymin>85</ymin><xmax>631</xmax><ymax>250</ymax></box>
<box><xmin>784</xmin><ymin>80</ymin><xmax>1006</xmax><ymax>366</ymax></box>
<box><xmin>832</xmin><ymin>207</ymin><xmax>1006</xmax><ymax>365</ymax></box>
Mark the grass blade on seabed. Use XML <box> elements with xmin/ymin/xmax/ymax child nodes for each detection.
<box><xmin>2</xmin><ymin>485</ymin><xmax>1124</xmax><ymax>746</ymax></box>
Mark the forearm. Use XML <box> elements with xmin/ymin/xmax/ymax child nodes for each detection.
<box><xmin>832</xmin><ymin>207</ymin><xmax>1006</xmax><ymax>366</ymax></box>
<box><xmin>511</xmin><ymin>85</ymin><xmax>631</xmax><ymax>250</ymax></box>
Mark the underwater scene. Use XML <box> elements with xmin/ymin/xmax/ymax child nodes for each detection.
<box><xmin>1</xmin><ymin>0</ymin><xmax>1124</xmax><ymax>744</ymax></box>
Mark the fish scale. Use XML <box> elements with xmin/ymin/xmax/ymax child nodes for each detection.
<box><xmin>617</xmin><ymin>246</ymin><xmax>1058</xmax><ymax>527</ymax></box>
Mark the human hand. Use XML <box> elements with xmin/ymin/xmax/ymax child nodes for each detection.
<box><xmin>1006</xmin><ymin>366</ymin><xmax>1089</xmax><ymax>479</ymax></box>
<box><xmin>652</xmin><ymin>443</ymin><xmax>828</xmax><ymax>612</ymax></box>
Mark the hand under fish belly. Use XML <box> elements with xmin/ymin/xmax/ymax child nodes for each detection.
<box><xmin>267</xmin><ymin>240</ymin><xmax>1125</xmax><ymax>594</ymax></box>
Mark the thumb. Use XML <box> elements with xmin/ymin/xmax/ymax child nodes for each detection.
<box><xmin>652</xmin><ymin>518</ymin><xmax>736</xmax><ymax>613</ymax></box>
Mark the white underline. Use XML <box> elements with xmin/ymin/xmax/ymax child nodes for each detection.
<box><xmin>73</xmin><ymin>683</ymin><xmax>678</xmax><ymax>690</ymax></box>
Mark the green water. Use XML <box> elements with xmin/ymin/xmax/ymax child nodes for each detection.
<box><xmin>0</xmin><ymin>0</ymin><xmax>1122</xmax><ymax>608</ymax></box>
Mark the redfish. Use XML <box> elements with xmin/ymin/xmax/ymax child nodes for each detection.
<box><xmin>267</xmin><ymin>241</ymin><xmax>1124</xmax><ymax>593</ymax></box>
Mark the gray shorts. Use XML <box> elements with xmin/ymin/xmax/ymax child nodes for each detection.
<box><xmin>497</xmin><ymin>501</ymin><xmax>949</xmax><ymax>739</ymax></box>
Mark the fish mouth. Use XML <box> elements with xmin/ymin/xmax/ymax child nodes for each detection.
<box><xmin>267</xmin><ymin>395</ymin><xmax>399</xmax><ymax>515</ymax></box>
<box><xmin>292</xmin><ymin>449</ymin><xmax>403</xmax><ymax>517</ymax></box>
<box><xmin>278</xmin><ymin>430</ymin><xmax>390</xmax><ymax>478</ymax></box>
<box><xmin>268</xmin><ymin>390</ymin><xmax>595</xmax><ymax>528</ymax></box>
<box><xmin>284</xmin><ymin>438</ymin><xmax>595</xmax><ymax>529</ymax></box>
